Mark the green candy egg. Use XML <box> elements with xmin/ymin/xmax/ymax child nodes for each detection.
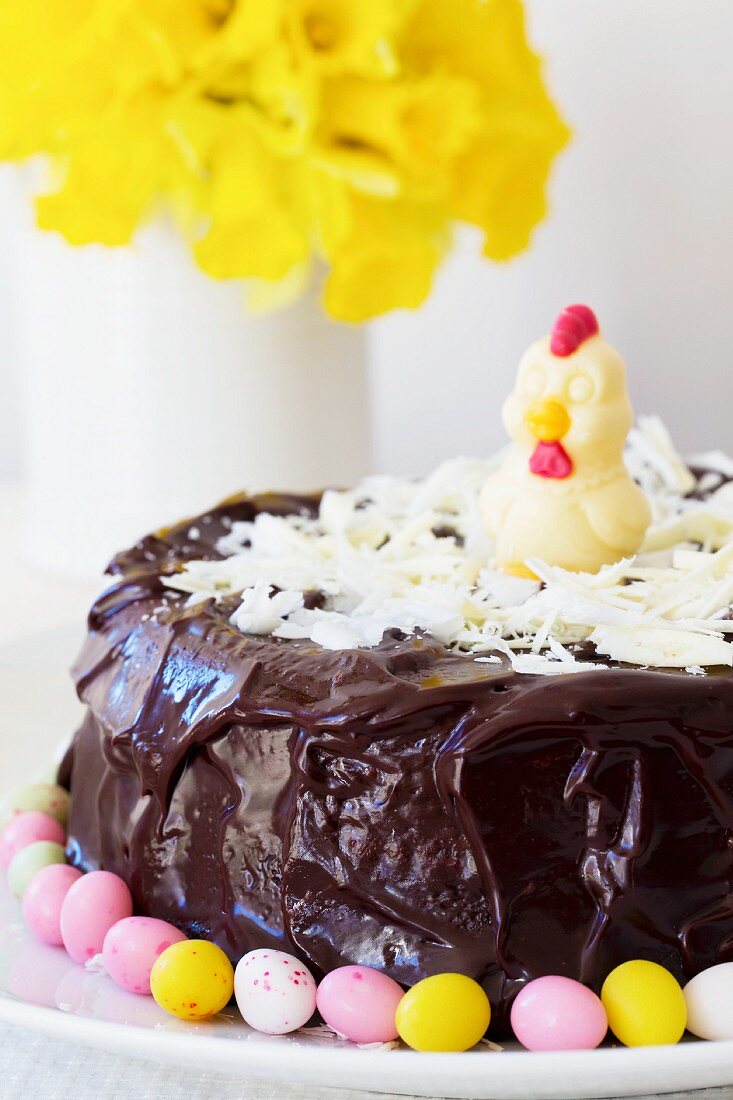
<box><xmin>0</xmin><ymin>783</ymin><xmax>69</xmax><ymax>830</ymax></box>
<box><xmin>8</xmin><ymin>841</ymin><xmax>67</xmax><ymax>898</ymax></box>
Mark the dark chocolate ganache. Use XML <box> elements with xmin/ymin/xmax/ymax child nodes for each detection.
<box><xmin>59</xmin><ymin>492</ymin><xmax>733</xmax><ymax>1032</ymax></box>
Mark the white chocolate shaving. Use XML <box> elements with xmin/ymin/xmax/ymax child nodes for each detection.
<box><xmin>163</xmin><ymin>427</ymin><xmax>733</xmax><ymax>672</ymax></box>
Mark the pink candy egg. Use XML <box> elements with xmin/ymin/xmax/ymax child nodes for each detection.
<box><xmin>60</xmin><ymin>870</ymin><xmax>133</xmax><ymax>964</ymax></box>
<box><xmin>0</xmin><ymin>811</ymin><xmax>65</xmax><ymax>869</ymax></box>
<box><xmin>234</xmin><ymin>949</ymin><xmax>316</xmax><ymax>1034</ymax></box>
<box><xmin>511</xmin><ymin>975</ymin><xmax>608</xmax><ymax>1051</ymax></box>
<box><xmin>102</xmin><ymin>916</ymin><xmax>187</xmax><ymax>995</ymax></box>
<box><xmin>22</xmin><ymin>864</ymin><xmax>83</xmax><ymax>945</ymax></box>
<box><xmin>316</xmin><ymin>965</ymin><xmax>404</xmax><ymax>1044</ymax></box>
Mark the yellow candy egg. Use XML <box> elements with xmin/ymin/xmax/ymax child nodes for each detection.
<box><xmin>601</xmin><ymin>960</ymin><xmax>686</xmax><ymax>1047</ymax></box>
<box><xmin>395</xmin><ymin>973</ymin><xmax>490</xmax><ymax>1052</ymax></box>
<box><xmin>150</xmin><ymin>939</ymin><xmax>234</xmax><ymax>1021</ymax></box>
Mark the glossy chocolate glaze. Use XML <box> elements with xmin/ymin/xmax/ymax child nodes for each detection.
<box><xmin>59</xmin><ymin>492</ymin><xmax>733</xmax><ymax>1031</ymax></box>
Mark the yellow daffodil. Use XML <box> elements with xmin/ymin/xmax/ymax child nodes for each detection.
<box><xmin>194</xmin><ymin>125</ymin><xmax>310</xmax><ymax>280</ymax></box>
<box><xmin>36</xmin><ymin>91</ymin><xmax>178</xmax><ymax>245</ymax></box>
<box><xmin>319</xmin><ymin>189</ymin><xmax>449</xmax><ymax>322</ymax></box>
<box><xmin>315</xmin><ymin>73</ymin><xmax>481</xmax><ymax>201</ymax></box>
<box><xmin>401</xmin><ymin>0</ymin><xmax>570</xmax><ymax>259</ymax></box>
<box><xmin>194</xmin><ymin>0</ymin><xmax>283</xmax><ymax>67</ymax></box>
<box><xmin>0</xmin><ymin>0</ymin><xmax>570</xmax><ymax>320</ymax></box>
<box><xmin>286</xmin><ymin>0</ymin><xmax>414</xmax><ymax>78</ymax></box>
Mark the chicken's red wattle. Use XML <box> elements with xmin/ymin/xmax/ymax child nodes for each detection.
<box><xmin>529</xmin><ymin>440</ymin><xmax>573</xmax><ymax>479</ymax></box>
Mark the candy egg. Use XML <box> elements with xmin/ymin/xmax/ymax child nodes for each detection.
<box><xmin>60</xmin><ymin>870</ymin><xmax>133</xmax><ymax>964</ymax></box>
<box><xmin>0</xmin><ymin>783</ymin><xmax>70</xmax><ymax>830</ymax></box>
<box><xmin>601</xmin><ymin>960</ymin><xmax>686</xmax><ymax>1046</ymax></box>
<box><xmin>684</xmin><ymin>962</ymin><xmax>733</xmax><ymax>1041</ymax></box>
<box><xmin>150</xmin><ymin>939</ymin><xmax>234</xmax><ymax>1021</ymax></box>
<box><xmin>22</xmin><ymin>863</ymin><xmax>83</xmax><ymax>945</ymax></box>
<box><xmin>103</xmin><ymin>916</ymin><xmax>188</xmax><ymax>995</ymax></box>
<box><xmin>316</xmin><ymin>965</ymin><xmax>403</xmax><ymax>1044</ymax></box>
<box><xmin>395</xmin><ymin>973</ymin><xmax>491</xmax><ymax>1052</ymax></box>
<box><xmin>234</xmin><ymin>949</ymin><xmax>316</xmax><ymax>1034</ymax></box>
<box><xmin>8</xmin><ymin>841</ymin><xmax>67</xmax><ymax>898</ymax></box>
<box><xmin>0</xmin><ymin>811</ymin><xmax>66</xmax><ymax>869</ymax></box>
<box><xmin>510</xmin><ymin>975</ymin><xmax>608</xmax><ymax>1051</ymax></box>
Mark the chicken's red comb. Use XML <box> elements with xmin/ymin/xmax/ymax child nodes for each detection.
<box><xmin>550</xmin><ymin>304</ymin><xmax>599</xmax><ymax>357</ymax></box>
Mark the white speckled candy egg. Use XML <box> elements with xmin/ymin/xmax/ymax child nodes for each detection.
<box><xmin>234</xmin><ymin>949</ymin><xmax>316</xmax><ymax>1034</ymax></box>
<box><xmin>684</xmin><ymin>963</ymin><xmax>733</xmax><ymax>1041</ymax></box>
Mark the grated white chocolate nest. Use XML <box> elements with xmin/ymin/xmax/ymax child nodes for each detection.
<box><xmin>163</xmin><ymin>417</ymin><xmax>733</xmax><ymax>673</ymax></box>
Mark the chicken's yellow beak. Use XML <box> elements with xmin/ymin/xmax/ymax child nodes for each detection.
<box><xmin>525</xmin><ymin>399</ymin><xmax>571</xmax><ymax>442</ymax></box>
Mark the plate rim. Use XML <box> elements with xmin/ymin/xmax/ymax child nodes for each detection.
<box><xmin>2</xmin><ymin>987</ymin><xmax>733</xmax><ymax>1099</ymax></box>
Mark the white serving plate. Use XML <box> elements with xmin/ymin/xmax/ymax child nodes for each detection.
<box><xmin>1</xmin><ymin>643</ymin><xmax>732</xmax><ymax>1097</ymax></box>
<box><xmin>0</xmin><ymin>879</ymin><xmax>732</xmax><ymax>1100</ymax></box>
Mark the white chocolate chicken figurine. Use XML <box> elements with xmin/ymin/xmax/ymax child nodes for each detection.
<box><xmin>481</xmin><ymin>304</ymin><xmax>651</xmax><ymax>576</ymax></box>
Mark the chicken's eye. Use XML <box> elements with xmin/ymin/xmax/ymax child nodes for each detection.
<box><xmin>521</xmin><ymin>366</ymin><xmax>546</xmax><ymax>398</ymax></box>
<box><xmin>567</xmin><ymin>373</ymin><xmax>595</xmax><ymax>404</ymax></box>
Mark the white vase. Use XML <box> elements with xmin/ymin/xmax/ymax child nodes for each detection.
<box><xmin>9</xmin><ymin>209</ymin><xmax>369</xmax><ymax>579</ymax></box>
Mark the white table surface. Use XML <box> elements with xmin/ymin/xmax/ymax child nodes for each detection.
<box><xmin>0</xmin><ymin>484</ymin><xmax>731</xmax><ymax>1100</ymax></box>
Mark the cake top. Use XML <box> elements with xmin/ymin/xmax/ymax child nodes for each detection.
<box><xmin>162</xmin><ymin>417</ymin><xmax>733</xmax><ymax>674</ymax></box>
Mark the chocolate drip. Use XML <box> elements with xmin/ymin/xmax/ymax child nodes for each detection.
<box><xmin>59</xmin><ymin>495</ymin><xmax>733</xmax><ymax>1033</ymax></box>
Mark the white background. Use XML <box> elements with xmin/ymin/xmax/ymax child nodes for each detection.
<box><xmin>1</xmin><ymin>0</ymin><xmax>732</xmax><ymax>482</ymax></box>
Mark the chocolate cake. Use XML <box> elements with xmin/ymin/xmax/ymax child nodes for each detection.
<box><xmin>59</xmin><ymin>448</ymin><xmax>733</xmax><ymax>1034</ymax></box>
<box><xmin>58</xmin><ymin>309</ymin><xmax>733</xmax><ymax>1035</ymax></box>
